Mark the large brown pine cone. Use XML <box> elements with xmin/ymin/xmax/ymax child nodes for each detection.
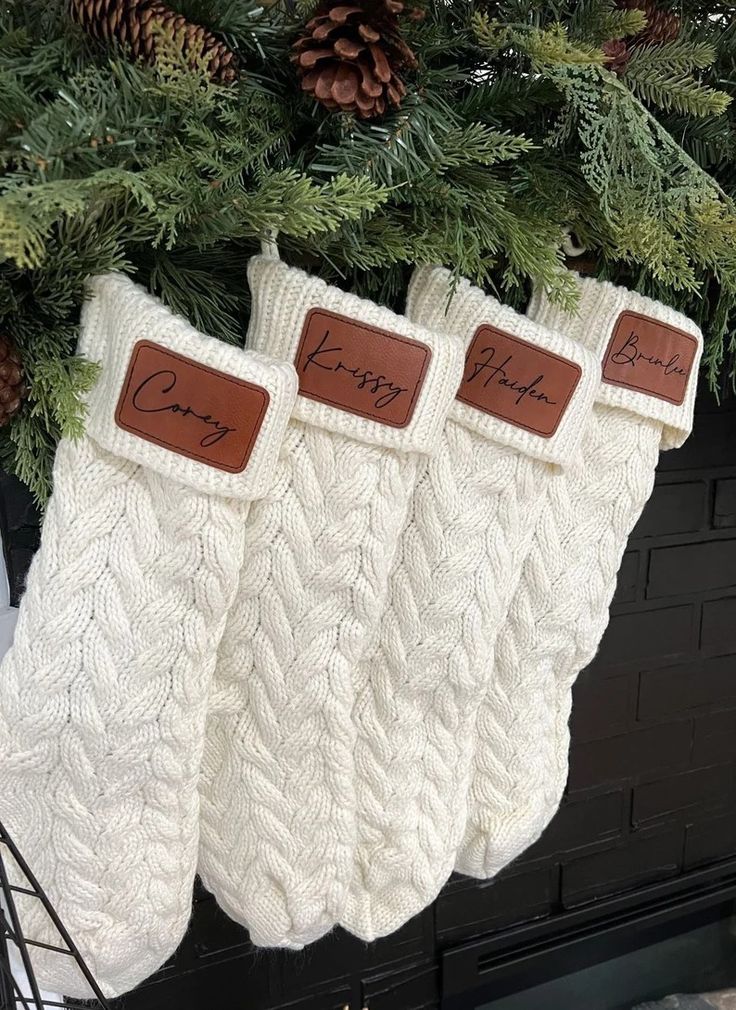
<box><xmin>69</xmin><ymin>0</ymin><xmax>238</xmax><ymax>85</ymax></box>
<box><xmin>292</xmin><ymin>1</ymin><xmax>420</xmax><ymax>119</ymax></box>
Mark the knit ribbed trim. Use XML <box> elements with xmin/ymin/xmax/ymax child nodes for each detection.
<box><xmin>406</xmin><ymin>266</ymin><xmax>598</xmax><ymax>468</ymax></box>
<box><xmin>246</xmin><ymin>256</ymin><xmax>464</xmax><ymax>456</ymax></box>
<box><xmin>527</xmin><ymin>274</ymin><xmax>703</xmax><ymax>450</ymax></box>
<box><xmin>80</xmin><ymin>273</ymin><xmax>297</xmax><ymax>500</ymax></box>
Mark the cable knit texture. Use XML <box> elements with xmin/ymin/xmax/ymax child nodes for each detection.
<box><xmin>0</xmin><ymin>274</ymin><xmax>296</xmax><ymax>998</ymax></box>
<box><xmin>457</xmin><ymin>276</ymin><xmax>703</xmax><ymax>880</ymax></box>
<box><xmin>198</xmin><ymin>257</ymin><xmax>464</xmax><ymax>949</ymax></box>
<box><xmin>340</xmin><ymin>267</ymin><xmax>599</xmax><ymax>941</ymax></box>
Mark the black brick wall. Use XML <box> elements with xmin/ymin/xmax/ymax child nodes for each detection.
<box><xmin>1</xmin><ymin>385</ymin><xmax>735</xmax><ymax>1010</ymax></box>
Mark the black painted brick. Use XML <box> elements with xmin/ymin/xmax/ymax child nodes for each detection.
<box><xmin>684</xmin><ymin>810</ymin><xmax>736</xmax><ymax>869</ymax></box>
<box><xmin>521</xmin><ymin>790</ymin><xmax>624</xmax><ymax>860</ymax></box>
<box><xmin>634</xmin><ymin>481</ymin><xmax>707</xmax><ymax>538</ymax></box>
<box><xmin>275</xmin><ymin>982</ymin><xmax>353</xmax><ymax>1010</ymax></box>
<box><xmin>568</xmin><ymin>721</ymin><xmax>693</xmax><ymax>791</ymax></box>
<box><xmin>149</xmin><ymin>963</ymin><xmax>275</xmax><ymax>1010</ymax></box>
<box><xmin>658</xmin><ymin>410</ymin><xmax>736</xmax><ymax>471</ymax></box>
<box><xmin>275</xmin><ymin>921</ymin><xmax>425</xmax><ymax>995</ymax></box>
<box><xmin>435</xmin><ymin>867</ymin><xmax>553</xmax><ymax>944</ymax></box>
<box><xmin>594</xmin><ymin>604</ymin><xmax>694</xmax><ymax>666</ymax></box>
<box><xmin>638</xmin><ymin>656</ymin><xmax>736</xmax><ymax>720</ymax></box>
<box><xmin>692</xmin><ymin>709</ymin><xmax>736</xmax><ymax>765</ymax></box>
<box><xmin>361</xmin><ymin>962</ymin><xmax>438</xmax><ymax>1010</ymax></box>
<box><xmin>713</xmin><ymin>478</ymin><xmax>736</xmax><ymax>529</ymax></box>
<box><xmin>631</xmin><ymin>764</ymin><xmax>733</xmax><ymax>826</ymax></box>
<box><xmin>184</xmin><ymin>894</ymin><xmax>250</xmax><ymax>962</ymax></box>
<box><xmin>561</xmin><ymin>828</ymin><xmax>683</xmax><ymax>907</ymax></box>
<box><xmin>647</xmin><ymin>539</ymin><xmax>736</xmax><ymax>599</ymax></box>
<box><xmin>612</xmin><ymin>551</ymin><xmax>640</xmax><ymax>605</ymax></box>
<box><xmin>570</xmin><ymin>672</ymin><xmax>631</xmax><ymax>742</ymax></box>
<box><xmin>701</xmin><ymin>597</ymin><xmax>736</xmax><ymax>656</ymax></box>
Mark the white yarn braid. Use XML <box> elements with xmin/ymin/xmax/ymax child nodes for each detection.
<box><xmin>457</xmin><ymin>276</ymin><xmax>703</xmax><ymax>879</ymax></box>
<box><xmin>0</xmin><ymin>274</ymin><xmax>295</xmax><ymax>998</ymax></box>
<box><xmin>340</xmin><ymin>268</ymin><xmax>599</xmax><ymax>941</ymax></box>
<box><xmin>198</xmin><ymin>257</ymin><xmax>464</xmax><ymax>949</ymax></box>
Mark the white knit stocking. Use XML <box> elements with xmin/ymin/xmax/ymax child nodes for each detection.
<box><xmin>0</xmin><ymin>274</ymin><xmax>295</xmax><ymax>998</ymax></box>
<box><xmin>198</xmin><ymin>256</ymin><xmax>463</xmax><ymax>949</ymax></box>
<box><xmin>340</xmin><ymin>267</ymin><xmax>599</xmax><ymax>941</ymax></box>
<box><xmin>458</xmin><ymin>276</ymin><xmax>703</xmax><ymax>879</ymax></box>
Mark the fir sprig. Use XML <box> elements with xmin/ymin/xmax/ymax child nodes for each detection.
<box><xmin>2</xmin><ymin>0</ymin><xmax>736</xmax><ymax>500</ymax></box>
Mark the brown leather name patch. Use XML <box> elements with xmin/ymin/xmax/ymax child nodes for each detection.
<box><xmin>457</xmin><ymin>325</ymin><xmax>582</xmax><ymax>438</ymax></box>
<box><xmin>115</xmin><ymin>340</ymin><xmax>269</xmax><ymax>473</ymax></box>
<box><xmin>603</xmin><ymin>312</ymin><xmax>698</xmax><ymax>406</ymax></box>
<box><xmin>294</xmin><ymin>308</ymin><xmax>431</xmax><ymax>429</ymax></box>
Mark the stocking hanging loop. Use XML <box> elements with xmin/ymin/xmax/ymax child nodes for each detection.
<box><xmin>561</xmin><ymin>228</ymin><xmax>586</xmax><ymax>259</ymax></box>
<box><xmin>260</xmin><ymin>231</ymin><xmax>280</xmax><ymax>260</ymax></box>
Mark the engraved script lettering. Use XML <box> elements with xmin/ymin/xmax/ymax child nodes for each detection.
<box><xmin>132</xmin><ymin>370</ymin><xmax>236</xmax><ymax>447</ymax></box>
<box><xmin>610</xmin><ymin>332</ymin><xmax>688</xmax><ymax>379</ymax></box>
<box><xmin>303</xmin><ymin>331</ymin><xmax>408</xmax><ymax>409</ymax></box>
<box><xmin>602</xmin><ymin>312</ymin><xmax>698</xmax><ymax>406</ymax></box>
<box><xmin>465</xmin><ymin>346</ymin><xmax>559</xmax><ymax>408</ymax></box>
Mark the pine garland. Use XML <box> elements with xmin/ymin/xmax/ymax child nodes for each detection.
<box><xmin>1</xmin><ymin>0</ymin><xmax>736</xmax><ymax>500</ymax></box>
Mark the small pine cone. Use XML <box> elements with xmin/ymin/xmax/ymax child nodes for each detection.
<box><xmin>0</xmin><ymin>337</ymin><xmax>27</xmax><ymax>426</ymax></box>
<box><xmin>69</xmin><ymin>0</ymin><xmax>238</xmax><ymax>85</ymax></box>
<box><xmin>617</xmin><ymin>0</ymin><xmax>680</xmax><ymax>46</ymax></box>
<box><xmin>292</xmin><ymin>1</ymin><xmax>419</xmax><ymax>119</ymax></box>
<box><xmin>602</xmin><ymin>37</ymin><xmax>631</xmax><ymax>74</ymax></box>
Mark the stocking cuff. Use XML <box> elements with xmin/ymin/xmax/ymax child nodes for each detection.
<box><xmin>528</xmin><ymin>275</ymin><xmax>703</xmax><ymax>450</ymax></box>
<box><xmin>245</xmin><ymin>256</ymin><xmax>464</xmax><ymax>455</ymax></box>
<box><xmin>406</xmin><ymin>266</ymin><xmax>598</xmax><ymax>467</ymax></box>
<box><xmin>79</xmin><ymin>273</ymin><xmax>297</xmax><ymax>500</ymax></box>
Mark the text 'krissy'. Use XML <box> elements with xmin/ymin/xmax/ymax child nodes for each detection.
<box><xmin>295</xmin><ymin>308</ymin><xmax>431</xmax><ymax>429</ymax></box>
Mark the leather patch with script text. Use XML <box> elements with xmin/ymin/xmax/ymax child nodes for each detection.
<box><xmin>115</xmin><ymin>340</ymin><xmax>270</xmax><ymax>473</ymax></box>
<box><xmin>294</xmin><ymin>308</ymin><xmax>431</xmax><ymax>428</ymax></box>
<box><xmin>603</xmin><ymin>312</ymin><xmax>698</xmax><ymax>406</ymax></box>
<box><xmin>457</xmin><ymin>325</ymin><xmax>582</xmax><ymax>438</ymax></box>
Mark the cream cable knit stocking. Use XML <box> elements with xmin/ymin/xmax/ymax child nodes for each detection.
<box><xmin>458</xmin><ymin>275</ymin><xmax>703</xmax><ymax>880</ymax></box>
<box><xmin>340</xmin><ymin>267</ymin><xmax>599</xmax><ymax>941</ymax></box>
<box><xmin>0</xmin><ymin>273</ymin><xmax>296</xmax><ymax>998</ymax></box>
<box><xmin>198</xmin><ymin>256</ymin><xmax>464</xmax><ymax>949</ymax></box>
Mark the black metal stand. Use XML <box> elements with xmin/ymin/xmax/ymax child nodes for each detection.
<box><xmin>0</xmin><ymin>820</ymin><xmax>111</xmax><ymax>1010</ymax></box>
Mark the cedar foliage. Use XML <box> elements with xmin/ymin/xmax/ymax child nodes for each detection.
<box><xmin>0</xmin><ymin>0</ymin><xmax>735</xmax><ymax>500</ymax></box>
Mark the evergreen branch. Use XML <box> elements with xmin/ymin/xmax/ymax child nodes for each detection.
<box><xmin>473</xmin><ymin>14</ymin><xmax>608</xmax><ymax>68</ymax></box>
<box><xmin>471</xmin><ymin>13</ymin><xmax>511</xmax><ymax>56</ymax></box>
<box><xmin>666</xmin><ymin>111</ymin><xmax>735</xmax><ymax>170</ymax></box>
<box><xmin>456</xmin><ymin>76</ymin><xmax>560</xmax><ymax>127</ymax></box>
<box><xmin>435</xmin><ymin>126</ymin><xmax>534</xmax><ymax>169</ymax></box>
<box><xmin>0</xmin><ymin>173</ymin><xmax>156</xmax><ymax>268</ymax></box>
<box><xmin>2</xmin><ymin>0</ymin><xmax>736</xmax><ymax>496</ymax></box>
<box><xmin>569</xmin><ymin>1</ymin><xmax>646</xmax><ymax>45</ymax></box>
<box><xmin>626</xmin><ymin>38</ymin><xmax>718</xmax><ymax>76</ymax></box>
<box><xmin>516</xmin><ymin>24</ymin><xmax>607</xmax><ymax>69</ymax></box>
<box><xmin>625</xmin><ymin>67</ymin><xmax>731</xmax><ymax>118</ymax></box>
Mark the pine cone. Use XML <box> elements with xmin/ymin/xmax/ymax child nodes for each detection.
<box><xmin>69</xmin><ymin>0</ymin><xmax>238</xmax><ymax>85</ymax></box>
<box><xmin>0</xmin><ymin>337</ymin><xmax>27</xmax><ymax>426</ymax></box>
<box><xmin>619</xmin><ymin>0</ymin><xmax>680</xmax><ymax>46</ymax></box>
<box><xmin>606</xmin><ymin>1</ymin><xmax>680</xmax><ymax>75</ymax></box>
<box><xmin>292</xmin><ymin>1</ymin><xmax>420</xmax><ymax>119</ymax></box>
<box><xmin>602</xmin><ymin>37</ymin><xmax>631</xmax><ymax>74</ymax></box>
